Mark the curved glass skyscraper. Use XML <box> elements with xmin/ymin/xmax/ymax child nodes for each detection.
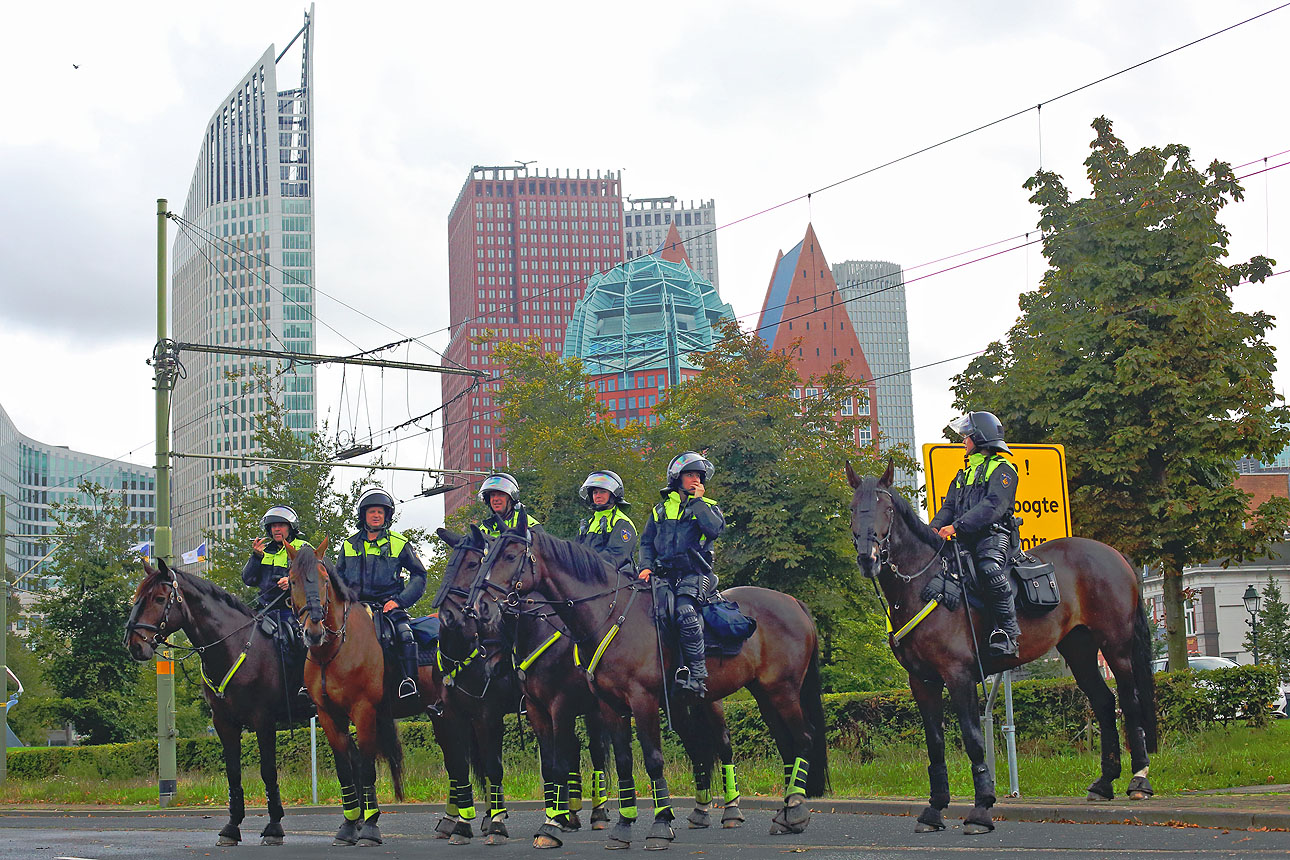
<box><xmin>170</xmin><ymin>6</ymin><xmax>317</xmax><ymax>556</ymax></box>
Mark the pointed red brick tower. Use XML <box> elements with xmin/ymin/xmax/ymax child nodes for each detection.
<box><xmin>657</xmin><ymin>223</ymin><xmax>692</xmax><ymax>268</ymax></box>
<box><xmin>755</xmin><ymin>223</ymin><xmax>880</xmax><ymax>447</ymax></box>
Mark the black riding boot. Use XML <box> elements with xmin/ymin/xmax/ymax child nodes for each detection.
<box><xmin>675</xmin><ymin>601</ymin><xmax>707</xmax><ymax>697</ymax></box>
<box><xmin>398</xmin><ymin>627</ymin><xmax>419</xmax><ymax>699</ymax></box>
<box><xmin>984</xmin><ymin>569</ymin><xmax>1020</xmax><ymax>657</ymax></box>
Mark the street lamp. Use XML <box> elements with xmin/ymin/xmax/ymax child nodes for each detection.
<box><xmin>1243</xmin><ymin>584</ymin><xmax>1263</xmax><ymax>665</ymax></box>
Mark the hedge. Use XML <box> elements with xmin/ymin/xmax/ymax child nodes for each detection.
<box><xmin>6</xmin><ymin>666</ymin><xmax>1279</xmax><ymax>781</ymax></box>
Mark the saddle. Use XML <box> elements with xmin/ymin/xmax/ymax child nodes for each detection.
<box><xmin>920</xmin><ymin>548</ymin><xmax>1059</xmax><ymax>614</ymax></box>
<box><xmin>652</xmin><ymin>581</ymin><xmax>758</xmax><ymax>657</ymax></box>
<box><xmin>367</xmin><ymin>606</ymin><xmax>440</xmax><ymax>666</ymax></box>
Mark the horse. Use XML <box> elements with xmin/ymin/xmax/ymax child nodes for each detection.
<box><xmin>471</xmin><ymin>510</ymin><xmax>828</xmax><ymax>850</ymax></box>
<box><xmin>847</xmin><ymin>459</ymin><xmax>1157</xmax><ymax>835</ymax></box>
<box><xmin>125</xmin><ymin>559</ymin><xmax>312</xmax><ymax>846</ymax></box>
<box><xmin>284</xmin><ymin>539</ymin><xmax>469</xmax><ymax>847</ymax></box>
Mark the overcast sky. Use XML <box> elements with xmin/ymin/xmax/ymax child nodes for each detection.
<box><xmin>2</xmin><ymin>1</ymin><xmax>1288</xmax><ymax>535</ymax></box>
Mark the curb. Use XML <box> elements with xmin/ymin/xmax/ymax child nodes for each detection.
<box><xmin>1</xmin><ymin>797</ymin><xmax>1286</xmax><ymax>830</ymax></box>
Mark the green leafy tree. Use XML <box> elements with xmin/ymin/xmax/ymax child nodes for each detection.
<box><xmin>27</xmin><ymin>482</ymin><xmax>147</xmax><ymax>743</ymax></box>
<box><xmin>953</xmin><ymin>117</ymin><xmax>1290</xmax><ymax>670</ymax></box>
<box><xmin>1245</xmin><ymin>577</ymin><xmax>1290</xmax><ymax>681</ymax></box>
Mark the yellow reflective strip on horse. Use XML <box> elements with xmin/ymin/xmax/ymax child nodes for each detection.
<box><xmin>202</xmin><ymin>650</ymin><xmax>248</xmax><ymax>695</ymax></box>
<box><xmin>585</xmin><ymin>623</ymin><xmax>621</xmax><ymax>676</ymax></box>
<box><xmin>892</xmin><ymin>599</ymin><xmax>939</xmax><ymax>645</ymax></box>
<box><xmin>519</xmin><ymin>631</ymin><xmax>563</xmax><ymax>671</ymax></box>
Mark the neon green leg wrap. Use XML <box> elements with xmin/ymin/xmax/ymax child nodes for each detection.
<box><xmin>487</xmin><ymin>780</ymin><xmax>507</xmax><ymax>818</ymax></box>
<box><xmin>787</xmin><ymin>756</ymin><xmax>809</xmax><ymax>798</ymax></box>
<box><xmin>618</xmin><ymin>777</ymin><xmax>638</xmax><ymax>820</ymax></box>
<box><xmin>569</xmin><ymin>771</ymin><xmax>583</xmax><ymax>812</ymax></box>
<box><xmin>544</xmin><ymin>781</ymin><xmax>569</xmax><ymax>820</ymax></box>
<box><xmin>362</xmin><ymin>785</ymin><xmax>379</xmax><ymax>821</ymax></box>
<box><xmin>722</xmin><ymin>764</ymin><xmax>739</xmax><ymax>804</ymax></box>
<box><xmin>456</xmin><ymin>778</ymin><xmax>477</xmax><ymax>821</ymax></box>
<box><xmin>651</xmin><ymin>777</ymin><xmax>672</xmax><ymax>818</ymax></box>
<box><xmin>591</xmin><ymin>770</ymin><xmax>608</xmax><ymax>808</ymax></box>
<box><xmin>341</xmin><ymin>783</ymin><xmax>361</xmax><ymax>821</ymax></box>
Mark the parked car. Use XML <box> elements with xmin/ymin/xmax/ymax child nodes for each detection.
<box><xmin>1151</xmin><ymin>656</ymin><xmax>1287</xmax><ymax>717</ymax></box>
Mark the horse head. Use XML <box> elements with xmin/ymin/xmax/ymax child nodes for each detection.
<box><xmin>285</xmin><ymin>537</ymin><xmax>336</xmax><ymax>648</ymax></box>
<box><xmin>124</xmin><ymin>559</ymin><xmax>188</xmax><ymax>661</ymax></box>
<box><xmin>470</xmin><ymin>507</ymin><xmax>539</xmax><ymax>617</ymax></box>
<box><xmin>433</xmin><ymin>526</ymin><xmax>496</xmax><ymax>686</ymax></box>
<box><xmin>847</xmin><ymin>457</ymin><xmax>898</xmax><ymax>579</ymax></box>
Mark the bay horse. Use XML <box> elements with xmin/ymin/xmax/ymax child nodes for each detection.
<box><xmin>847</xmin><ymin>459</ymin><xmax>1157</xmax><ymax>835</ymax></box>
<box><xmin>471</xmin><ymin>510</ymin><xmax>828</xmax><ymax>850</ymax></box>
<box><xmin>284</xmin><ymin>539</ymin><xmax>469</xmax><ymax>847</ymax></box>
<box><xmin>125</xmin><ymin>559</ymin><xmax>312</xmax><ymax>846</ymax></box>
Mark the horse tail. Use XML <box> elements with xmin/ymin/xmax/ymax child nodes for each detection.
<box><xmin>795</xmin><ymin>597</ymin><xmax>830</xmax><ymax>798</ymax></box>
<box><xmin>376</xmin><ymin>702</ymin><xmax>406</xmax><ymax>801</ymax></box>
<box><xmin>1132</xmin><ymin>599</ymin><xmax>1158</xmax><ymax>754</ymax></box>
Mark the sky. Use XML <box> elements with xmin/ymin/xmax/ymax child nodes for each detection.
<box><xmin>2</xmin><ymin>0</ymin><xmax>1288</xmax><ymax>536</ymax></box>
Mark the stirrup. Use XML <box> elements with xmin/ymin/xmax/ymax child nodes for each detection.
<box><xmin>988</xmin><ymin>628</ymin><xmax>1017</xmax><ymax>656</ymax></box>
<box><xmin>398</xmin><ymin>677</ymin><xmax>418</xmax><ymax>699</ymax></box>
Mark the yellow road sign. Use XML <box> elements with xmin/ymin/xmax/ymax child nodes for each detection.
<box><xmin>923</xmin><ymin>443</ymin><xmax>1072</xmax><ymax>551</ymax></box>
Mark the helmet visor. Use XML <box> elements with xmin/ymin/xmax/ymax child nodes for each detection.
<box><xmin>262</xmin><ymin>505</ymin><xmax>298</xmax><ymax>525</ymax></box>
<box><xmin>949</xmin><ymin>415</ymin><xmax>975</xmax><ymax>437</ymax></box>
<box><xmin>478</xmin><ymin>475</ymin><xmax>519</xmax><ymax>501</ymax></box>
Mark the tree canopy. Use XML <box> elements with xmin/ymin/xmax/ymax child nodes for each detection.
<box><xmin>952</xmin><ymin>117</ymin><xmax>1290</xmax><ymax>668</ymax></box>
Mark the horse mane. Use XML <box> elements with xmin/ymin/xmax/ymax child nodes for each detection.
<box><xmin>531</xmin><ymin>529</ymin><xmax>611</xmax><ymax>584</ymax></box>
<box><xmin>886</xmin><ymin>485</ymin><xmax>943</xmax><ymax>550</ymax></box>
<box><xmin>134</xmin><ymin>563</ymin><xmax>253</xmax><ymax>617</ymax></box>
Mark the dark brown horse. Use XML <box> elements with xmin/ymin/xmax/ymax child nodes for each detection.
<box><xmin>847</xmin><ymin>460</ymin><xmax>1157</xmax><ymax>835</ymax></box>
<box><xmin>471</xmin><ymin>511</ymin><xmax>828</xmax><ymax>850</ymax></box>
<box><xmin>125</xmin><ymin>559</ymin><xmax>312</xmax><ymax>846</ymax></box>
<box><xmin>284</xmin><ymin>540</ymin><xmax>467</xmax><ymax>847</ymax></box>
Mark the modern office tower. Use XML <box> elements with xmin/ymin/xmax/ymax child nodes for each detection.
<box><xmin>564</xmin><ymin>224</ymin><xmax>735</xmax><ymax>427</ymax></box>
<box><xmin>755</xmin><ymin>224</ymin><xmax>879</xmax><ymax>450</ymax></box>
<box><xmin>623</xmin><ymin>197</ymin><xmax>720</xmax><ymax>289</ymax></box>
<box><xmin>441</xmin><ymin>165</ymin><xmax>626</xmax><ymax>514</ymax></box>
<box><xmin>831</xmin><ymin>260</ymin><xmax>916</xmax><ymax>475</ymax></box>
<box><xmin>170</xmin><ymin>5</ymin><xmax>317</xmax><ymax>554</ymax></box>
<box><xmin>0</xmin><ymin>402</ymin><xmax>155</xmax><ymax>622</ymax></box>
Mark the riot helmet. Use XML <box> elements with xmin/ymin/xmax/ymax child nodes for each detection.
<box><xmin>666</xmin><ymin>451</ymin><xmax>715</xmax><ymax>488</ymax></box>
<box><xmin>357</xmin><ymin>487</ymin><xmax>396</xmax><ymax>531</ymax></box>
<box><xmin>579</xmin><ymin>470</ymin><xmax>630</xmax><ymax>510</ymax></box>
<box><xmin>949</xmin><ymin>411</ymin><xmax>1011</xmax><ymax>454</ymax></box>
<box><xmin>261</xmin><ymin>505</ymin><xmax>300</xmax><ymax>541</ymax></box>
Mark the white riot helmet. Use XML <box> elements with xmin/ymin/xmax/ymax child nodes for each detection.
<box><xmin>666</xmin><ymin>451</ymin><xmax>714</xmax><ymax>488</ymax></box>
<box><xmin>261</xmin><ymin>505</ymin><xmax>300</xmax><ymax>541</ymax></box>
<box><xmin>579</xmin><ymin>470</ymin><xmax>630</xmax><ymax>510</ymax></box>
<box><xmin>477</xmin><ymin>473</ymin><xmax>521</xmax><ymax>505</ymax></box>
<box><xmin>356</xmin><ymin>487</ymin><xmax>395</xmax><ymax>531</ymax></box>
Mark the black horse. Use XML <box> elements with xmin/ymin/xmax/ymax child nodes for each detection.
<box><xmin>125</xmin><ymin>559</ymin><xmax>312</xmax><ymax>846</ymax></box>
<box><xmin>847</xmin><ymin>460</ymin><xmax>1156</xmax><ymax>834</ymax></box>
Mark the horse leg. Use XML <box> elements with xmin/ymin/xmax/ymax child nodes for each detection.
<box><xmin>947</xmin><ymin>675</ymin><xmax>995</xmax><ymax>834</ymax></box>
<box><xmin>672</xmin><ymin>702</ymin><xmax>713</xmax><ymax>829</ymax></box>
<box><xmin>709</xmin><ymin>704</ymin><xmax>744</xmax><ymax>829</ymax></box>
<box><xmin>530</xmin><ymin>701</ymin><xmax>567</xmax><ymax>849</ymax></box>
<box><xmin>758</xmin><ymin>686</ymin><xmax>814</xmax><ymax>835</ymax></box>
<box><xmin>1104</xmin><ymin>642</ymin><xmax>1153</xmax><ymax>799</ymax></box>
<box><xmin>908</xmin><ymin>675</ymin><xmax>950</xmax><ymax>833</ymax></box>
<box><xmin>315</xmin><ymin>706</ymin><xmax>363</xmax><ymax>846</ymax></box>
<box><xmin>349</xmin><ymin>703</ymin><xmax>387</xmax><ymax>846</ymax></box>
<box><xmin>212</xmin><ymin>713</ymin><xmax>245</xmax><ymax>846</ymax></box>
<box><xmin>558</xmin><ymin>708</ymin><xmax>584</xmax><ymax>833</ymax></box>
<box><xmin>434</xmin><ymin>711</ymin><xmax>475</xmax><ymax>843</ymax></box>
<box><xmin>477</xmin><ymin>706</ymin><xmax>510</xmax><ymax>845</ymax></box>
<box><xmin>1058</xmin><ymin>630</ymin><xmax>1122</xmax><ymax>801</ymax></box>
<box><xmin>605</xmin><ymin>707</ymin><xmax>637</xmax><ymax>849</ymax></box>
<box><xmin>584</xmin><ymin>708</ymin><xmax>612</xmax><ymax>830</ymax></box>
<box><xmin>635</xmin><ymin>702</ymin><xmax>676</xmax><ymax>850</ymax></box>
<box><xmin>254</xmin><ymin>720</ymin><xmax>286</xmax><ymax>845</ymax></box>
<box><xmin>747</xmin><ymin>684</ymin><xmax>803</xmax><ymax>835</ymax></box>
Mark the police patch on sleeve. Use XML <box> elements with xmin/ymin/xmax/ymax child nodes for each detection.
<box><xmin>1001</xmin><ymin>475</ymin><xmax>1011</xmax><ymax>488</ymax></box>
<box><xmin>621</xmin><ymin>529</ymin><xmax>632</xmax><ymax>543</ymax></box>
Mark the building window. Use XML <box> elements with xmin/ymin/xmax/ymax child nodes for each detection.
<box><xmin>841</xmin><ymin>397</ymin><xmax>853</xmax><ymax>416</ymax></box>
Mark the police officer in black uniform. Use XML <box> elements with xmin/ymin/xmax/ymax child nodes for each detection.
<box><xmin>336</xmin><ymin>488</ymin><xmax>428</xmax><ymax>698</ymax></box>
<box><xmin>638</xmin><ymin>452</ymin><xmax>725</xmax><ymax>697</ymax></box>
<box><xmin>576</xmin><ymin>470</ymin><xmax>637</xmax><ymax>574</ymax></box>
<box><xmin>477</xmin><ymin>473</ymin><xmax>543</xmax><ymax>537</ymax></box>
<box><xmin>242</xmin><ymin>504</ymin><xmax>310</xmax><ymax>638</ymax></box>
<box><xmin>929</xmin><ymin>412</ymin><xmax>1021</xmax><ymax>656</ymax></box>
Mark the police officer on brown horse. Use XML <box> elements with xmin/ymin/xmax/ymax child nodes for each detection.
<box><xmin>336</xmin><ymin>488</ymin><xmax>428</xmax><ymax>698</ymax></box>
<box><xmin>638</xmin><ymin>452</ymin><xmax>725</xmax><ymax>698</ymax></box>
<box><xmin>929</xmin><ymin>412</ymin><xmax>1021</xmax><ymax>656</ymax></box>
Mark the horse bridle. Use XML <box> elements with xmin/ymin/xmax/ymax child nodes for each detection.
<box><xmin>853</xmin><ymin>481</ymin><xmax>947</xmax><ymax>584</ymax></box>
<box><xmin>125</xmin><ymin>568</ymin><xmax>187</xmax><ymax>645</ymax></box>
<box><xmin>296</xmin><ymin>562</ymin><xmax>350</xmax><ymax>649</ymax></box>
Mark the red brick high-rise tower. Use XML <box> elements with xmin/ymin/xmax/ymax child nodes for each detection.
<box><xmin>441</xmin><ymin>166</ymin><xmax>626</xmax><ymax>514</ymax></box>
<box><xmin>755</xmin><ymin>223</ymin><xmax>879</xmax><ymax>448</ymax></box>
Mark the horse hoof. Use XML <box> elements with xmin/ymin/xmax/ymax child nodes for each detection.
<box><xmin>534</xmin><ymin>834</ymin><xmax>562</xmax><ymax>849</ymax></box>
<box><xmin>644</xmin><ymin>837</ymin><xmax>672</xmax><ymax>850</ymax></box>
<box><xmin>720</xmin><ymin>804</ymin><xmax>745</xmax><ymax>829</ymax></box>
<box><xmin>962</xmin><ymin>808</ymin><xmax>995</xmax><ymax>835</ymax></box>
<box><xmin>687</xmin><ymin>806</ymin><xmax>711</xmax><ymax>829</ymax></box>
<box><xmin>1126</xmin><ymin>776</ymin><xmax>1154</xmax><ymax>800</ymax></box>
<box><xmin>915</xmin><ymin>805</ymin><xmax>945</xmax><ymax>832</ymax></box>
<box><xmin>591</xmin><ymin>807</ymin><xmax>611</xmax><ymax>830</ymax></box>
<box><xmin>604</xmin><ymin>837</ymin><xmax>631</xmax><ymax>850</ymax></box>
<box><xmin>914</xmin><ymin>821</ymin><xmax>945</xmax><ymax>833</ymax></box>
<box><xmin>260</xmin><ymin>835</ymin><xmax>284</xmax><ymax>846</ymax></box>
<box><xmin>449</xmin><ymin>833</ymin><xmax>472</xmax><ymax>845</ymax></box>
<box><xmin>332</xmin><ymin>838</ymin><xmax>355</xmax><ymax>847</ymax></box>
<box><xmin>486</xmin><ymin>832</ymin><xmax>508</xmax><ymax>846</ymax></box>
<box><xmin>962</xmin><ymin>822</ymin><xmax>994</xmax><ymax>835</ymax></box>
<box><xmin>217</xmin><ymin>836</ymin><xmax>240</xmax><ymax>847</ymax></box>
<box><xmin>357</xmin><ymin>838</ymin><xmax>383</xmax><ymax>847</ymax></box>
<box><xmin>1087</xmin><ymin>791</ymin><xmax>1111</xmax><ymax>802</ymax></box>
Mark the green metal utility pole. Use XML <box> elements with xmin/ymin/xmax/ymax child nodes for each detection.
<box><xmin>1</xmin><ymin>495</ymin><xmax>7</xmax><ymax>785</ymax></box>
<box><xmin>154</xmin><ymin>199</ymin><xmax>177</xmax><ymax>807</ymax></box>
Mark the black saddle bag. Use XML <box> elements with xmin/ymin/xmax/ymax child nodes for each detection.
<box><xmin>1014</xmin><ymin>556</ymin><xmax>1059</xmax><ymax>612</ymax></box>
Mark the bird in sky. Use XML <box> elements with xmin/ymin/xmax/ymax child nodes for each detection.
<box><xmin>72</xmin><ymin>64</ymin><xmax>80</xmax><ymax>69</ymax></box>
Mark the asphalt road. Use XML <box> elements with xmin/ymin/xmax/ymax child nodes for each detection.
<box><xmin>2</xmin><ymin>807</ymin><xmax>1287</xmax><ymax>859</ymax></box>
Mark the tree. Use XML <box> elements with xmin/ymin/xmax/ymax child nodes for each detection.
<box><xmin>1246</xmin><ymin>577</ymin><xmax>1290</xmax><ymax>681</ymax></box>
<box><xmin>27</xmin><ymin>482</ymin><xmax>148</xmax><ymax>743</ymax></box>
<box><xmin>953</xmin><ymin>117</ymin><xmax>1290</xmax><ymax>670</ymax></box>
<box><xmin>204</xmin><ymin>367</ymin><xmax>377</xmax><ymax>601</ymax></box>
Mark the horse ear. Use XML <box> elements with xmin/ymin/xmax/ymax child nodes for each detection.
<box><xmin>516</xmin><ymin>507</ymin><xmax>529</xmax><ymax>532</ymax></box>
<box><xmin>437</xmin><ymin>527</ymin><xmax>462</xmax><ymax>548</ymax></box>
<box><xmin>158</xmin><ymin>558</ymin><xmax>170</xmax><ymax>574</ymax></box>
<box><xmin>317</xmin><ymin>536</ymin><xmax>328</xmax><ymax>556</ymax></box>
<box><xmin>845</xmin><ymin>461</ymin><xmax>861</xmax><ymax>489</ymax></box>
<box><xmin>469</xmin><ymin>524</ymin><xmax>485</xmax><ymax>546</ymax></box>
<box><xmin>879</xmin><ymin>456</ymin><xmax>895</xmax><ymax>488</ymax></box>
<box><xmin>285</xmin><ymin>542</ymin><xmax>298</xmax><ymax>560</ymax></box>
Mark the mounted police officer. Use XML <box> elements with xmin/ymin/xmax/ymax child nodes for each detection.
<box><xmin>336</xmin><ymin>488</ymin><xmax>428</xmax><ymax>698</ymax></box>
<box><xmin>637</xmin><ymin>452</ymin><xmax>725</xmax><ymax>698</ymax></box>
<box><xmin>242</xmin><ymin>504</ymin><xmax>310</xmax><ymax>635</ymax></box>
<box><xmin>478</xmin><ymin>472</ymin><xmax>542</xmax><ymax>537</ymax></box>
<box><xmin>576</xmin><ymin>470</ymin><xmax>637</xmax><ymax>574</ymax></box>
<box><xmin>929</xmin><ymin>412</ymin><xmax>1021</xmax><ymax>657</ymax></box>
